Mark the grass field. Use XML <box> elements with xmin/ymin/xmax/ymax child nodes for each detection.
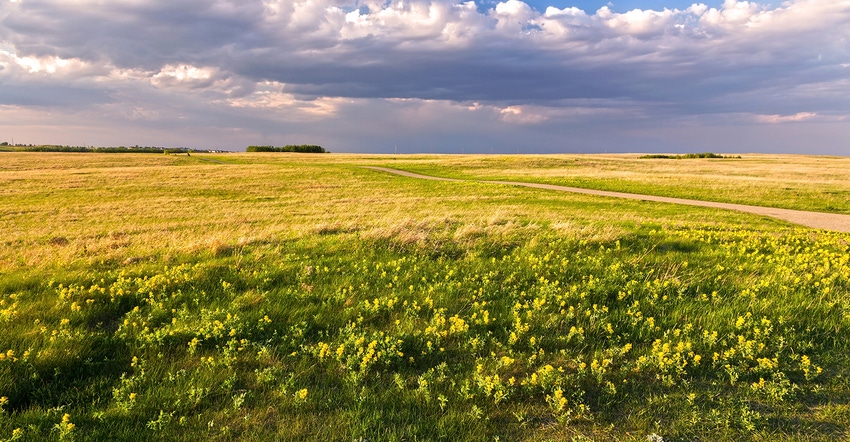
<box><xmin>369</xmin><ymin>154</ymin><xmax>850</xmax><ymax>214</ymax></box>
<box><xmin>1</xmin><ymin>152</ymin><xmax>848</xmax><ymax>441</ymax></box>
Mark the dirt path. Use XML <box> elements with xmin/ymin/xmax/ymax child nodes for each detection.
<box><xmin>365</xmin><ymin>166</ymin><xmax>850</xmax><ymax>233</ymax></box>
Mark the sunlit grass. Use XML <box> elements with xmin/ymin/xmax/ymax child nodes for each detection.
<box><xmin>0</xmin><ymin>152</ymin><xmax>848</xmax><ymax>441</ymax></box>
<box><xmin>365</xmin><ymin>153</ymin><xmax>850</xmax><ymax>214</ymax></box>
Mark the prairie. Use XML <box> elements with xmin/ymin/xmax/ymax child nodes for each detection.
<box><xmin>369</xmin><ymin>154</ymin><xmax>850</xmax><ymax>214</ymax></box>
<box><xmin>0</xmin><ymin>152</ymin><xmax>848</xmax><ymax>441</ymax></box>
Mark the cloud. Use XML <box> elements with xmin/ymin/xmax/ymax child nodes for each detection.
<box><xmin>499</xmin><ymin>105</ymin><xmax>547</xmax><ymax>124</ymax></box>
<box><xmin>150</xmin><ymin>64</ymin><xmax>255</xmax><ymax>96</ymax></box>
<box><xmin>0</xmin><ymin>50</ymin><xmax>107</xmax><ymax>80</ymax></box>
<box><xmin>151</xmin><ymin>65</ymin><xmax>219</xmax><ymax>89</ymax></box>
<box><xmin>754</xmin><ymin>112</ymin><xmax>818</xmax><ymax>124</ymax></box>
<box><xmin>0</xmin><ymin>0</ymin><xmax>849</xmax><ymax>152</ymax></box>
<box><xmin>224</xmin><ymin>81</ymin><xmax>348</xmax><ymax>118</ymax></box>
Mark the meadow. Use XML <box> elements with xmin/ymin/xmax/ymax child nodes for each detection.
<box><xmin>0</xmin><ymin>152</ymin><xmax>848</xmax><ymax>441</ymax></box>
<box><xmin>376</xmin><ymin>154</ymin><xmax>850</xmax><ymax>214</ymax></box>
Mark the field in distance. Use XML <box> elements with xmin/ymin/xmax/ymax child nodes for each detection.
<box><xmin>363</xmin><ymin>153</ymin><xmax>850</xmax><ymax>214</ymax></box>
<box><xmin>0</xmin><ymin>152</ymin><xmax>848</xmax><ymax>441</ymax></box>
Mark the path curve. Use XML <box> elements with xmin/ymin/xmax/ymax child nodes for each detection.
<box><xmin>365</xmin><ymin>166</ymin><xmax>850</xmax><ymax>233</ymax></box>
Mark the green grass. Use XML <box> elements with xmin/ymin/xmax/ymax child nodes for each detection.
<box><xmin>365</xmin><ymin>154</ymin><xmax>850</xmax><ymax>214</ymax></box>
<box><xmin>0</xmin><ymin>153</ymin><xmax>849</xmax><ymax>441</ymax></box>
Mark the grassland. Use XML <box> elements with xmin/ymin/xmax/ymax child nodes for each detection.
<box><xmin>372</xmin><ymin>154</ymin><xmax>850</xmax><ymax>214</ymax></box>
<box><xmin>0</xmin><ymin>152</ymin><xmax>848</xmax><ymax>441</ymax></box>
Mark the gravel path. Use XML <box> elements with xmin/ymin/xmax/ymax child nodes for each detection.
<box><xmin>365</xmin><ymin>166</ymin><xmax>850</xmax><ymax>233</ymax></box>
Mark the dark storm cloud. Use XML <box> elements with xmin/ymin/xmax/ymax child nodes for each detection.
<box><xmin>3</xmin><ymin>0</ymin><xmax>848</xmax><ymax>106</ymax></box>
<box><xmin>2</xmin><ymin>1</ymin><xmax>269</xmax><ymax>69</ymax></box>
<box><xmin>1</xmin><ymin>0</ymin><xmax>849</xmax><ymax>153</ymax></box>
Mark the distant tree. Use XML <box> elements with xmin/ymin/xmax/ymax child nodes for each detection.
<box><xmin>640</xmin><ymin>152</ymin><xmax>735</xmax><ymax>159</ymax></box>
<box><xmin>246</xmin><ymin>145</ymin><xmax>277</xmax><ymax>152</ymax></box>
<box><xmin>247</xmin><ymin>145</ymin><xmax>327</xmax><ymax>153</ymax></box>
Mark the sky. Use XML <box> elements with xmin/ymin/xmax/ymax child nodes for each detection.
<box><xmin>0</xmin><ymin>0</ymin><xmax>848</xmax><ymax>154</ymax></box>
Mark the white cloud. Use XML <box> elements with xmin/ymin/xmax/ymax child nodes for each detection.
<box><xmin>149</xmin><ymin>64</ymin><xmax>255</xmax><ymax>97</ymax></box>
<box><xmin>700</xmin><ymin>0</ymin><xmax>761</xmax><ymax>27</ymax></box>
<box><xmin>0</xmin><ymin>51</ymin><xmax>103</xmax><ymax>78</ymax></box>
<box><xmin>336</xmin><ymin>0</ymin><xmax>489</xmax><ymax>44</ymax></box>
<box><xmin>225</xmin><ymin>81</ymin><xmax>346</xmax><ymax>118</ymax></box>
<box><xmin>600</xmin><ymin>7</ymin><xmax>678</xmax><ymax>38</ymax></box>
<box><xmin>492</xmin><ymin>0</ymin><xmax>535</xmax><ymax>32</ymax></box>
<box><xmin>151</xmin><ymin>64</ymin><xmax>218</xmax><ymax>89</ymax></box>
<box><xmin>499</xmin><ymin>105</ymin><xmax>547</xmax><ymax>124</ymax></box>
<box><xmin>754</xmin><ymin>112</ymin><xmax>818</xmax><ymax>123</ymax></box>
<box><xmin>1</xmin><ymin>0</ymin><xmax>849</xmax><ymax>152</ymax></box>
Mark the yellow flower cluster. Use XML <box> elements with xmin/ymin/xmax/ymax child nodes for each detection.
<box><xmin>4</xmin><ymin>224</ymin><xmax>844</xmax><ymax>436</ymax></box>
<box><xmin>0</xmin><ymin>293</ymin><xmax>18</xmax><ymax>322</ymax></box>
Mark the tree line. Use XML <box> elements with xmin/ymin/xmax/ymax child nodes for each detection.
<box><xmin>639</xmin><ymin>152</ymin><xmax>740</xmax><ymax>159</ymax></box>
<box><xmin>246</xmin><ymin>145</ymin><xmax>327</xmax><ymax>153</ymax></box>
<box><xmin>0</xmin><ymin>144</ymin><xmax>191</xmax><ymax>154</ymax></box>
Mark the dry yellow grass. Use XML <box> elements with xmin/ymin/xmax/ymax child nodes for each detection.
<box><xmin>362</xmin><ymin>153</ymin><xmax>850</xmax><ymax>214</ymax></box>
<box><xmin>1</xmin><ymin>152</ymin><xmax>791</xmax><ymax>272</ymax></box>
<box><xmin>2</xmin><ymin>152</ymin><xmax>850</xmax><ymax>441</ymax></box>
